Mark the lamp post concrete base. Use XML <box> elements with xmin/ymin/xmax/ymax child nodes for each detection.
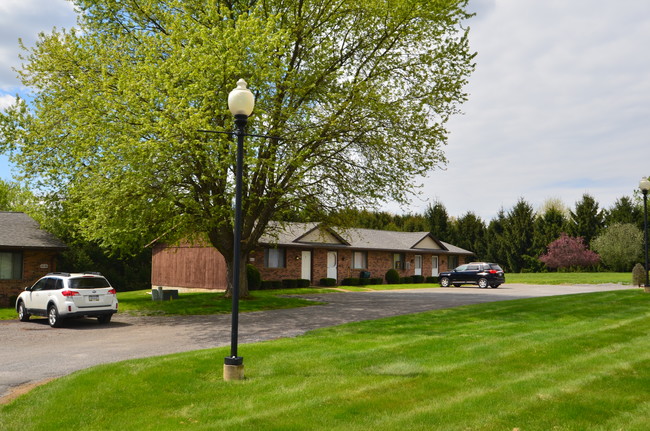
<box><xmin>224</xmin><ymin>356</ymin><xmax>244</xmax><ymax>381</ymax></box>
<box><xmin>223</xmin><ymin>364</ymin><xmax>245</xmax><ymax>381</ymax></box>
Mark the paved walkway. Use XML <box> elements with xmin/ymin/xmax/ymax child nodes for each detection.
<box><xmin>0</xmin><ymin>283</ymin><xmax>632</xmax><ymax>401</ymax></box>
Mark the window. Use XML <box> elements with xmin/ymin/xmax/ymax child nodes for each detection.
<box><xmin>264</xmin><ymin>248</ymin><xmax>286</xmax><ymax>268</ymax></box>
<box><xmin>352</xmin><ymin>251</ymin><xmax>367</xmax><ymax>269</ymax></box>
<box><xmin>0</xmin><ymin>251</ymin><xmax>22</xmax><ymax>280</ymax></box>
<box><xmin>393</xmin><ymin>253</ymin><xmax>405</xmax><ymax>270</ymax></box>
<box><xmin>447</xmin><ymin>255</ymin><xmax>459</xmax><ymax>270</ymax></box>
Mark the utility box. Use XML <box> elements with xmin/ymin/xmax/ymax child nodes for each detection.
<box><xmin>152</xmin><ymin>287</ymin><xmax>179</xmax><ymax>301</ymax></box>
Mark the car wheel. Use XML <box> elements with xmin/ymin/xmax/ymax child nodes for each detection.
<box><xmin>17</xmin><ymin>301</ymin><xmax>30</xmax><ymax>322</ymax></box>
<box><xmin>478</xmin><ymin>278</ymin><xmax>488</xmax><ymax>289</ymax></box>
<box><xmin>97</xmin><ymin>314</ymin><xmax>112</xmax><ymax>324</ymax></box>
<box><xmin>48</xmin><ymin>305</ymin><xmax>63</xmax><ymax>328</ymax></box>
<box><xmin>439</xmin><ymin>277</ymin><xmax>450</xmax><ymax>287</ymax></box>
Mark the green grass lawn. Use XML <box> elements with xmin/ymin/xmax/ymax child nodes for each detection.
<box><xmin>2</xmin><ymin>290</ymin><xmax>649</xmax><ymax>430</ymax></box>
<box><xmin>505</xmin><ymin>272</ymin><xmax>632</xmax><ymax>285</ymax></box>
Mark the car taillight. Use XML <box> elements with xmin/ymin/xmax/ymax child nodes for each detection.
<box><xmin>108</xmin><ymin>289</ymin><xmax>116</xmax><ymax>295</ymax></box>
<box><xmin>61</xmin><ymin>290</ymin><xmax>80</xmax><ymax>297</ymax></box>
<box><xmin>488</xmin><ymin>270</ymin><xmax>498</xmax><ymax>274</ymax></box>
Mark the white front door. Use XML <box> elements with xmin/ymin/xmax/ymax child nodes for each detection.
<box><xmin>327</xmin><ymin>251</ymin><xmax>337</xmax><ymax>280</ymax></box>
<box><xmin>301</xmin><ymin>250</ymin><xmax>312</xmax><ymax>282</ymax></box>
<box><xmin>432</xmin><ymin>256</ymin><xmax>439</xmax><ymax>277</ymax></box>
<box><xmin>414</xmin><ymin>255</ymin><xmax>422</xmax><ymax>276</ymax></box>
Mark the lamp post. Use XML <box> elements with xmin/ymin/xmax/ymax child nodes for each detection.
<box><xmin>641</xmin><ymin>177</ymin><xmax>650</xmax><ymax>288</ymax></box>
<box><xmin>223</xmin><ymin>79</ymin><xmax>255</xmax><ymax>381</ymax></box>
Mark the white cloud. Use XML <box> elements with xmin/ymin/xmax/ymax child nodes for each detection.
<box><xmin>403</xmin><ymin>0</ymin><xmax>650</xmax><ymax>220</ymax></box>
<box><xmin>0</xmin><ymin>0</ymin><xmax>76</xmax><ymax>91</ymax></box>
<box><xmin>0</xmin><ymin>94</ymin><xmax>16</xmax><ymax>110</ymax></box>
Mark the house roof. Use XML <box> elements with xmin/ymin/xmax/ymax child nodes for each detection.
<box><xmin>260</xmin><ymin>222</ymin><xmax>474</xmax><ymax>255</ymax></box>
<box><xmin>0</xmin><ymin>212</ymin><xmax>67</xmax><ymax>250</ymax></box>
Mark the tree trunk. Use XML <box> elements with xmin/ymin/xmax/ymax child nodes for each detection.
<box><xmin>224</xmin><ymin>253</ymin><xmax>249</xmax><ymax>299</ymax></box>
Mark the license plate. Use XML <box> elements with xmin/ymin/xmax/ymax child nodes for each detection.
<box><xmin>89</xmin><ymin>295</ymin><xmax>99</xmax><ymax>301</ymax></box>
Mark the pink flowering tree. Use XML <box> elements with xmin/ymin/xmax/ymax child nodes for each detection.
<box><xmin>539</xmin><ymin>233</ymin><xmax>600</xmax><ymax>270</ymax></box>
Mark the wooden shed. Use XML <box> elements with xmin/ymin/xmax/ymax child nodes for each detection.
<box><xmin>151</xmin><ymin>241</ymin><xmax>228</xmax><ymax>290</ymax></box>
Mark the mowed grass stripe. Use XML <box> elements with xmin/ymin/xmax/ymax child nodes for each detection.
<box><xmin>2</xmin><ymin>290</ymin><xmax>649</xmax><ymax>431</ymax></box>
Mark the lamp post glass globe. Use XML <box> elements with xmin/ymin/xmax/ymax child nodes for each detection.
<box><xmin>640</xmin><ymin>177</ymin><xmax>650</xmax><ymax>192</ymax></box>
<box><xmin>228</xmin><ymin>79</ymin><xmax>255</xmax><ymax>117</ymax></box>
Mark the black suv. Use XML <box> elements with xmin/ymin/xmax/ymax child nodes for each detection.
<box><xmin>439</xmin><ymin>262</ymin><xmax>505</xmax><ymax>288</ymax></box>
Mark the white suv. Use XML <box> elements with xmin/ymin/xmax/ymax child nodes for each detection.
<box><xmin>16</xmin><ymin>272</ymin><xmax>118</xmax><ymax>327</ymax></box>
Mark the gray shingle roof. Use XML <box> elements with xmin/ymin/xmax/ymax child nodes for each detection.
<box><xmin>0</xmin><ymin>212</ymin><xmax>67</xmax><ymax>250</ymax></box>
<box><xmin>260</xmin><ymin>222</ymin><xmax>473</xmax><ymax>255</ymax></box>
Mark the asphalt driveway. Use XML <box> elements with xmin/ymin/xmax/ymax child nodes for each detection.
<box><xmin>0</xmin><ymin>283</ymin><xmax>631</xmax><ymax>401</ymax></box>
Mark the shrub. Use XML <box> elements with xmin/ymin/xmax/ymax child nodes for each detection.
<box><xmin>246</xmin><ymin>264</ymin><xmax>262</xmax><ymax>291</ymax></box>
<box><xmin>261</xmin><ymin>280</ymin><xmax>283</xmax><ymax>290</ymax></box>
<box><xmin>320</xmin><ymin>278</ymin><xmax>336</xmax><ymax>287</ymax></box>
<box><xmin>345</xmin><ymin>278</ymin><xmax>361</xmax><ymax>286</ymax></box>
<box><xmin>592</xmin><ymin>223</ymin><xmax>643</xmax><ymax>272</ymax></box>
<box><xmin>412</xmin><ymin>275</ymin><xmax>424</xmax><ymax>283</ymax></box>
<box><xmin>632</xmin><ymin>263</ymin><xmax>647</xmax><ymax>287</ymax></box>
<box><xmin>282</xmin><ymin>279</ymin><xmax>298</xmax><ymax>289</ymax></box>
<box><xmin>371</xmin><ymin>278</ymin><xmax>383</xmax><ymax>285</ymax></box>
<box><xmin>400</xmin><ymin>276</ymin><xmax>414</xmax><ymax>284</ymax></box>
<box><xmin>539</xmin><ymin>233</ymin><xmax>600</xmax><ymax>270</ymax></box>
<box><xmin>385</xmin><ymin>269</ymin><xmax>400</xmax><ymax>284</ymax></box>
<box><xmin>297</xmin><ymin>279</ymin><xmax>310</xmax><ymax>288</ymax></box>
<box><xmin>425</xmin><ymin>276</ymin><xmax>438</xmax><ymax>284</ymax></box>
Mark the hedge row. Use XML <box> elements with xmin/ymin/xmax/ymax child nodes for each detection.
<box><xmin>341</xmin><ymin>277</ymin><xmax>384</xmax><ymax>286</ymax></box>
<box><xmin>256</xmin><ymin>279</ymin><xmax>311</xmax><ymax>290</ymax></box>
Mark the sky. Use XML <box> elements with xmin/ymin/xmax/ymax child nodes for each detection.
<box><xmin>1</xmin><ymin>0</ymin><xmax>649</xmax><ymax>221</ymax></box>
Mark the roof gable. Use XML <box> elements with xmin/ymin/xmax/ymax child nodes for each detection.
<box><xmin>258</xmin><ymin>222</ymin><xmax>472</xmax><ymax>255</ymax></box>
<box><xmin>295</xmin><ymin>226</ymin><xmax>349</xmax><ymax>245</ymax></box>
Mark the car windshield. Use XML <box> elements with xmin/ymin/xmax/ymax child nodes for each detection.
<box><xmin>69</xmin><ymin>277</ymin><xmax>111</xmax><ymax>289</ymax></box>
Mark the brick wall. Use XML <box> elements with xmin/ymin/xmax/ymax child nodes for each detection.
<box><xmin>250</xmin><ymin>246</ymin><xmax>471</xmax><ymax>286</ymax></box>
<box><xmin>0</xmin><ymin>250</ymin><xmax>59</xmax><ymax>308</ymax></box>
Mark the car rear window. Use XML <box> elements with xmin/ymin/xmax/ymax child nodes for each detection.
<box><xmin>490</xmin><ymin>264</ymin><xmax>503</xmax><ymax>271</ymax></box>
<box><xmin>69</xmin><ymin>277</ymin><xmax>111</xmax><ymax>289</ymax></box>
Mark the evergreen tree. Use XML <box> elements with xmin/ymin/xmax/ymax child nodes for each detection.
<box><xmin>484</xmin><ymin>208</ymin><xmax>507</xmax><ymax>265</ymax></box>
<box><xmin>604</xmin><ymin>196</ymin><xmax>642</xmax><ymax>229</ymax></box>
<box><xmin>451</xmin><ymin>212</ymin><xmax>486</xmax><ymax>257</ymax></box>
<box><xmin>425</xmin><ymin>201</ymin><xmax>451</xmax><ymax>240</ymax></box>
<box><xmin>533</xmin><ymin>205</ymin><xmax>567</xmax><ymax>258</ymax></box>
<box><xmin>502</xmin><ymin>199</ymin><xmax>535</xmax><ymax>272</ymax></box>
<box><xmin>568</xmin><ymin>194</ymin><xmax>603</xmax><ymax>246</ymax></box>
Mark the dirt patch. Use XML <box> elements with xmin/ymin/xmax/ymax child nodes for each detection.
<box><xmin>0</xmin><ymin>378</ymin><xmax>56</xmax><ymax>405</ymax></box>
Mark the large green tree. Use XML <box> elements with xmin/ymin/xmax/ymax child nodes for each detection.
<box><xmin>0</xmin><ymin>179</ymin><xmax>33</xmax><ymax>211</ymax></box>
<box><xmin>0</xmin><ymin>0</ymin><xmax>475</xmax><ymax>296</ymax></box>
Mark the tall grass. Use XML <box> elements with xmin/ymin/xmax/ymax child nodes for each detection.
<box><xmin>2</xmin><ymin>290</ymin><xmax>649</xmax><ymax>430</ymax></box>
